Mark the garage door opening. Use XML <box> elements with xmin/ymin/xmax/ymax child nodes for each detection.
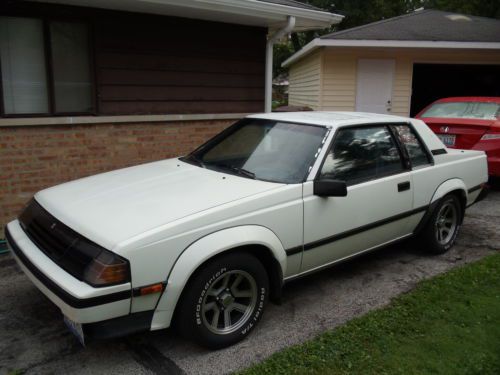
<box><xmin>410</xmin><ymin>63</ymin><xmax>500</xmax><ymax>116</ymax></box>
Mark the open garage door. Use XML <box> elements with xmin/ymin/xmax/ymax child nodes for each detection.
<box><xmin>410</xmin><ymin>63</ymin><xmax>500</xmax><ymax>116</ymax></box>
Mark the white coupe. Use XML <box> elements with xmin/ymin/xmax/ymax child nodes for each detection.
<box><xmin>6</xmin><ymin>112</ymin><xmax>488</xmax><ymax>348</ymax></box>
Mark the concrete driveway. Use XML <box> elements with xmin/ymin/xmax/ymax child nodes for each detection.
<box><xmin>1</xmin><ymin>191</ymin><xmax>499</xmax><ymax>375</ymax></box>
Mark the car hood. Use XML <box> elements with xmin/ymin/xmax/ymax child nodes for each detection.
<box><xmin>35</xmin><ymin>158</ymin><xmax>281</xmax><ymax>249</ymax></box>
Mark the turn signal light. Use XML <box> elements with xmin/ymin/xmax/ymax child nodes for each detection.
<box><xmin>83</xmin><ymin>250</ymin><xmax>130</xmax><ymax>286</ymax></box>
<box><xmin>139</xmin><ymin>283</ymin><xmax>164</xmax><ymax>296</ymax></box>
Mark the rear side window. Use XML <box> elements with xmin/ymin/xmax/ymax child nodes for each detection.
<box><xmin>391</xmin><ymin>125</ymin><xmax>432</xmax><ymax>168</ymax></box>
<box><xmin>319</xmin><ymin>126</ymin><xmax>404</xmax><ymax>186</ymax></box>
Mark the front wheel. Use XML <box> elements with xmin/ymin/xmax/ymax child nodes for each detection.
<box><xmin>420</xmin><ymin>194</ymin><xmax>462</xmax><ymax>254</ymax></box>
<box><xmin>176</xmin><ymin>252</ymin><xmax>269</xmax><ymax>349</ymax></box>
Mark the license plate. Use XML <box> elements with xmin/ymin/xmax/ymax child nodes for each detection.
<box><xmin>437</xmin><ymin>134</ymin><xmax>456</xmax><ymax>146</ymax></box>
<box><xmin>64</xmin><ymin>315</ymin><xmax>85</xmax><ymax>346</ymax></box>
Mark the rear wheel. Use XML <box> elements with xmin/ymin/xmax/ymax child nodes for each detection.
<box><xmin>177</xmin><ymin>252</ymin><xmax>269</xmax><ymax>349</ymax></box>
<box><xmin>420</xmin><ymin>194</ymin><xmax>461</xmax><ymax>254</ymax></box>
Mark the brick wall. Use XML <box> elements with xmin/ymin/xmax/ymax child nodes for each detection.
<box><xmin>0</xmin><ymin>119</ymin><xmax>232</xmax><ymax>238</ymax></box>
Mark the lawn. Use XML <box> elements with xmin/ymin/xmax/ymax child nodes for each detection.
<box><xmin>241</xmin><ymin>253</ymin><xmax>500</xmax><ymax>375</ymax></box>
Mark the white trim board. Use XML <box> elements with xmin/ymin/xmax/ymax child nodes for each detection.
<box><xmin>283</xmin><ymin>39</ymin><xmax>500</xmax><ymax>67</ymax></box>
<box><xmin>30</xmin><ymin>0</ymin><xmax>343</xmax><ymax>31</ymax></box>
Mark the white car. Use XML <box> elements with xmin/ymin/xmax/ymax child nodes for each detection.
<box><xmin>6</xmin><ymin>112</ymin><xmax>488</xmax><ymax>348</ymax></box>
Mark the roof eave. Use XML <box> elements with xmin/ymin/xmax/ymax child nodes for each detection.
<box><xmin>30</xmin><ymin>0</ymin><xmax>343</xmax><ymax>30</ymax></box>
<box><xmin>283</xmin><ymin>39</ymin><xmax>500</xmax><ymax>67</ymax></box>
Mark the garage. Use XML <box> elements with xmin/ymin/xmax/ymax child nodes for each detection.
<box><xmin>285</xmin><ymin>9</ymin><xmax>500</xmax><ymax>117</ymax></box>
<box><xmin>410</xmin><ymin>63</ymin><xmax>500</xmax><ymax>116</ymax></box>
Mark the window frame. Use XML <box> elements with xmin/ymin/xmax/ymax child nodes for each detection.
<box><xmin>315</xmin><ymin>122</ymin><xmax>414</xmax><ymax>186</ymax></box>
<box><xmin>0</xmin><ymin>14</ymin><xmax>97</xmax><ymax>118</ymax></box>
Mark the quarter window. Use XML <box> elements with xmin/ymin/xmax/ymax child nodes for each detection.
<box><xmin>0</xmin><ymin>16</ymin><xmax>93</xmax><ymax>116</ymax></box>
<box><xmin>391</xmin><ymin>125</ymin><xmax>432</xmax><ymax>168</ymax></box>
<box><xmin>319</xmin><ymin>126</ymin><xmax>404</xmax><ymax>185</ymax></box>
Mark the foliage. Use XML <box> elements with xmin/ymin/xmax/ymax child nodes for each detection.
<box><xmin>274</xmin><ymin>0</ymin><xmax>500</xmax><ymax>77</ymax></box>
<box><xmin>240</xmin><ymin>252</ymin><xmax>500</xmax><ymax>375</ymax></box>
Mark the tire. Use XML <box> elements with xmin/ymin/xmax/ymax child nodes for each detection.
<box><xmin>420</xmin><ymin>194</ymin><xmax>462</xmax><ymax>254</ymax></box>
<box><xmin>176</xmin><ymin>251</ymin><xmax>269</xmax><ymax>349</ymax></box>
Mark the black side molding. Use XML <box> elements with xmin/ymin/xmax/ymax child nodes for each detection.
<box><xmin>467</xmin><ymin>184</ymin><xmax>482</xmax><ymax>194</ymax></box>
<box><xmin>467</xmin><ymin>184</ymin><xmax>489</xmax><ymax>207</ymax></box>
<box><xmin>6</xmin><ymin>227</ymin><xmax>131</xmax><ymax>309</ymax></box>
<box><xmin>286</xmin><ymin>205</ymin><xmax>428</xmax><ymax>255</ymax></box>
<box><xmin>285</xmin><ymin>246</ymin><xmax>303</xmax><ymax>256</ymax></box>
<box><xmin>431</xmin><ymin>149</ymin><xmax>447</xmax><ymax>156</ymax></box>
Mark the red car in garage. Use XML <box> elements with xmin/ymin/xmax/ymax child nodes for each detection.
<box><xmin>416</xmin><ymin>97</ymin><xmax>500</xmax><ymax>177</ymax></box>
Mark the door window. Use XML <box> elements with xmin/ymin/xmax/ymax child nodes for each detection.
<box><xmin>319</xmin><ymin>126</ymin><xmax>404</xmax><ymax>185</ymax></box>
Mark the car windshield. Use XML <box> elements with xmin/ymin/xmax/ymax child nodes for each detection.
<box><xmin>420</xmin><ymin>101</ymin><xmax>500</xmax><ymax>120</ymax></box>
<box><xmin>183</xmin><ymin>119</ymin><xmax>328</xmax><ymax>183</ymax></box>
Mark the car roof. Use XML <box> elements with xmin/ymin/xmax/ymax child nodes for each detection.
<box><xmin>247</xmin><ymin>111</ymin><xmax>411</xmax><ymax>128</ymax></box>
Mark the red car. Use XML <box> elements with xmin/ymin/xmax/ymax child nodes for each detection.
<box><xmin>416</xmin><ymin>97</ymin><xmax>500</xmax><ymax>177</ymax></box>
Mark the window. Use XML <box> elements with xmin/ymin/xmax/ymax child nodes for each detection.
<box><xmin>0</xmin><ymin>17</ymin><xmax>49</xmax><ymax>114</ymax></box>
<box><xmin>188</xmin><ymin>119</ymin><xmax>328</xmax><ymax>183</ymax></box>
<box><xmin>391</xmin><ymin>125</ymin><xmax>432</xmax><ymax>168</ymax></box>
<box><xmin>0</xmin><ymin>16</ymin><xmax>92</xmax><ymax>116</ymax></box>
<box><xmin>319</xmin><ymin>126</ymin><xmax>404</xmax><ymax>185</ymax></box>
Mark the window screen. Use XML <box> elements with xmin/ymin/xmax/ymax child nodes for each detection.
<box><xmin>0</xmin><ymin>16</ymin><xmax>92</xmax><ymax>116</ymax></box>
<box><xmin>50</xmin><ymin>22</ymin><xmax>92</xmax><ymax>113</ymax></box>
<box><xmin>0</xmin><ymin>17</ymin><xmax>49</xmax><ymax>114</ymax></box>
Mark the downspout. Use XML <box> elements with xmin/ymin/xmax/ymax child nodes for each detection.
<box><xmin>265</xmin><ymin>16</ymin><xmax>296</xmax><ymax>113</ymax></box>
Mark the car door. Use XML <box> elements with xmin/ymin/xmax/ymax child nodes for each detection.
<box><xmin>301</xmin><ymin>124</ymin><xmax>414</xmax><ymax>272</ymax></box>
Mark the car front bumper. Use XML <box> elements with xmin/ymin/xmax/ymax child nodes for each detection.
<box><xmin>6</xmin><ymin>220</ymin><xmax>132</xmax><ymax>324</ymax></box>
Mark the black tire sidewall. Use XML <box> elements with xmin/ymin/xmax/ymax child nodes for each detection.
<box><xmin>178</xmin><ymin>252</ymin><xmax>269</xmax><ymax>349</ymax></box>
<box><xmin>423</xmin><ymin>195</ymin><xmax>461</xmax><ymax>254</ymax></box>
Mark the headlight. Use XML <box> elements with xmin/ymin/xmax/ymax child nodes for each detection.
<box><xmin>19</xmin><ymin>199</ymin><xmax>130</xmax><ymax>287</ymax></box>
<box><xmin>83</xmin><ymin>249</ymin><xmax>130</xmax><ymax>286</ymax></box>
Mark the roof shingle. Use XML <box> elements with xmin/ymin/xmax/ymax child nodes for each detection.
<box><xmin>321</xmin><ymin>9</ymin><xmax>500</xmax><ymax>42</ymax></box>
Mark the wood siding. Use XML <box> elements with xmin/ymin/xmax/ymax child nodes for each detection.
<box><xmin>304</xmin><ymin>48</ymin><xmax>500</xmax><ymax>116</ymax></box>
<box><xmin>288</xmin><ymin>51</ymin><xmax>322</xmax><ymax>109</ymax></box>
<box><xmin>0</xmin><ymin>2</ymin><xmax>267</xmax><ymax>116</ymax></box>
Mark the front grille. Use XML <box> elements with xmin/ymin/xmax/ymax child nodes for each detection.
<box><xmin>19</xmin><ymin>200</ymin><xmax>104</xmax><ymax>281</ymax></box>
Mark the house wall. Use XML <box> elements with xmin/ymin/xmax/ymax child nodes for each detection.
<box><xmin>288</xmin><ymin>50</ymin><xmax>323</xmax><ymax>109</ymax></box>
<box><xmin>318</xmin><ymin>48</ymin><xmax>500</xmax><ymax>116</ymax></box>
<box><xmin>0</xmin><ymin>2</ymin><xmax>267</xmax><ymax>237</ymax></box>
<box><xmin>0</xmin><ymin>119</ymin><xmax>233</xmax><ymax>238</ymax></box>
<box><xmin>0</xmin><ymin>1</ymin><xmax>267</xmax><ymax>116</ymax></box>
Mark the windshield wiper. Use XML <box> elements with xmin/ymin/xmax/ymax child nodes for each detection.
<box><xmin>215</xmin><ymin>164</ymin><xmax>256</xmax><ymax>179</ymax></box>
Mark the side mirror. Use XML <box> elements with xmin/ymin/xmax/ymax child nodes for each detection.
<box><xmin>314</xmin><ymin>179</ymin><xmax>347</xmax><ymax>197</ymax></box>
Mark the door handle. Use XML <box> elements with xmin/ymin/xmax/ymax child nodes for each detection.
<box><xmin>398</xmin><ymin>181</ymin><xmax>410</xmax><ymax>192</ymax></box>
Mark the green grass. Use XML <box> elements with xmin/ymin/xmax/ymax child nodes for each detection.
<box><xmin>241</xmin><ymin>253</ymin><xmax>500</xmax><ymax>375</ymax></box>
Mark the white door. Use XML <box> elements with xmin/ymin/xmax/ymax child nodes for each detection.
<box><xmin>301</xmin><ymin>124</ymin><xmax>413</xmax><ymax>272</ymax></box>
<box><xmin>356</xmin><ymin>59</ymin><xmax>395</xmax><ymax>114</ymax></box>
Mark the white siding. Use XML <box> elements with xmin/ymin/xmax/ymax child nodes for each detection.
<box><xmin>288</xmin><ymin>51</ymin><xmax>322</xmax><ymax>109</ymax></box>
<box><xmin>313</xmin><ymin>48</ymin><xmax>500</xmax><ymax>116</ymax></box>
